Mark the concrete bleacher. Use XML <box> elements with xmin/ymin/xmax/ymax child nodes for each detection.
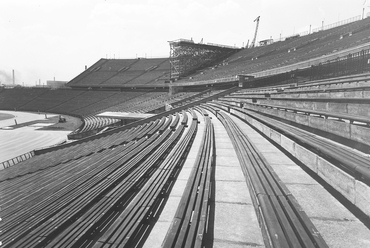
<box><xmin>67</xmin><ymin>59</ymin><xmax>139</xmax><ymax>86</ymax></box>
<box><xmin>18</xmin><ymin>89</ymin><xmax>86</xmax><ymax>113</ymax></box>
<box><xmin>2</xmin><ymin>93</ymin><xmax>370</xmax><ymax>247</ymax></box>
<box><xmin>176</xmin><ymin>17</ymin><xmax>370</xmax><ymax>84</ymax></box>
<box><xmin>0</xmin><ymin>86</ymin><xmax>206</xmax><ymax>137</ymax></box>
<box><xmin>3</xmin><ymin>14</ymin><xmax>370</xmax><ymax>248</ymax></box>
<box><xmin>0</xmin><ymin>110</ymin><xmax>193</xmax><ymax>247</ymax></box>
<box><xmin>214</xmin><ymin>73</ymin><xmax>370</xmax><ymax>219</ymax></box>
<box><xmin>0</xmin><ymin>88</ymin><xmax>49</xmax><ymax>110</ymax></box>
<box><xmin>222</xmin><ymin>74</ymin><xmax>370</xmax><ymax>150</ymax></box>
<box><xmin>67</xmin><ymin>58</ymin><xmax>170</xmax><ymax>87</ymax></box>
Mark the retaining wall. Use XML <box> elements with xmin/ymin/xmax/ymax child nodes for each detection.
<box><xmin>230</xmin><ymin>107</ymin><xmax>370</xmax><ymax>217</ymax></box>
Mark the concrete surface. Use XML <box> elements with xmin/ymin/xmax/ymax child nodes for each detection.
<box><xmin>211</xmin><ymin>111</ymin><xmax>265</xmax><ymax>248</ymax></box>
<box><xmin>229</xmin><ymin>110</ymin><xmax>370</xmax><ymax>248</ymax></box>
<box><xmin>0</xmin><ymin>110</ymin><xmax>70</xmax><ymax>164</ymax></box>
<box><xmin>143</xmin><ymin>111</ymin><xmax>205</xmax><ymax>248</ymax></box>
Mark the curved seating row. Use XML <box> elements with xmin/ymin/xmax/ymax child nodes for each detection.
<box><xmin>0</xmin><ymin>110</ymin><xmax>197</xmax><ymax>247</ymax></box>
<box><xmin>162</xmin><ymin>110</ymin><xmax>214</xmax><ymax>248</ymax></box>
<box><xmin>202</xmin><ymin>104</ymin><xmax>328</xmax><ymax>247</ymax></box>
<box><xmin>67</xmin><ymin>58</ymin><xmax>170</xmax><ymax>87</ymax></box>
<box><xmin>177</xmin><ymin>18</ymin><xmax>370</xmax><ymax>84</ymax></box>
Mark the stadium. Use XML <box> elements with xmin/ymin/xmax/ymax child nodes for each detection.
<box><xmin>2</xmin><ymin>5</ymin><xmax>370</xmax><ymax>248</ymax></box>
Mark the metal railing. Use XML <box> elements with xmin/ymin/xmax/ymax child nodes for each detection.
<box><xmin>0</xmin><ymin>151</ymin><xmax>35</xmax><ymax>170</ymax></box>
<box><xmin>312</xmin><ymin>15</ymin><xmax>361</xmax><ymax>33</ymax></box>
<box><xmin>273</xmin><ymin>15</ymin><xmax>361</xmax><ymax>43</ymax></box>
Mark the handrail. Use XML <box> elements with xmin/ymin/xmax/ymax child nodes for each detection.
<box><xmin>0</xmin><ymin>151</ymin><xmax>35</xmax><ymax>170</ymax></box>
<box><xmin>273</xmin><ymin>15</ymin><xmax>361</xmax><ymax>43</ymax></box>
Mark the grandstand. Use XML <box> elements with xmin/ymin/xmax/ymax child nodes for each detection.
<box><xmin>67</xmin><ymin>58</ymin><xmax>171</xmax><ymax>88</ymax></box>
<box><xmin>2</xmin><ymin>15</ymin><xmax>370</xmax><ymax>248</ymax></box>
<box><xmin>173</xmin><ymin>16</ymin><xmax>370</xmax><ymax>85</ymax></box>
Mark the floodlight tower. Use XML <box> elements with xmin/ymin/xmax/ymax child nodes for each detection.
<box><xmin>250</xmin><ymin>16</ymin><xmax>260</xmax><ymax>48</ymax></box>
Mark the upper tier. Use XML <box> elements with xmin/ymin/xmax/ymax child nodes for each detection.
<box><xmin>67</xmin><ymin>58</ymin><xmax>170</xmax><ymax>87</ymax></box>
<box><xmin>67</xmin><ymin>17</ymin><xmax>370</xmax><ymax>88</ymax></box>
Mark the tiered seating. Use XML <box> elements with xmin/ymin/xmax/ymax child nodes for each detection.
<box><xmin>2</xmin><ymin>13</ymin><xmax>370</xmax><ymax>248</ymax></box>
<box><xmin>0</xmin><ymin>88</ymin><xmax>129</xmax><ymax>116</ymax></box>
<box><xmin>79</xmin><ymin>115</ymin><xmax>118</xmax><ymax>132</ymax></box>
<box><xmin>67</xmin><ymin>59</ymin><xmax>139</xmax><ymax>86</ymax></box>
<box><xmin>161</xmin><ymin>111</ymin><xmax>214</xmax><ymax>247</ymax></box>
<box><xmin>48</xmin><ymin>90</ymin><xmax>118</xmax><ymax>115</ymax></box>
<box><xmin>18</xmin><ymin>89</ymin><xmax>86</xmax><ymax>112</ymax></box>
<box><xmin>124</xmin><ymin>59</ymin><xmax>170</xmax><ymax>85</ymax></box>
<box><xmin>67</xmin><ymin>58</ymin><xmax>170</xmax><ymax>87</ymax></box>
<box><xmin>126</xmin><ymin>70</ymin><xmax>169</xmax><ymax>85</ymax></box>
<box><xmin>0</xmin><ymin>88</ymin><xmax>48</xmax><ymax>110</ymax></box>
<box><xmin>1</xmin><ymin>88</ymin><xmax>191</xmax><ymax>135</ymax></box>
<box><xmin>105</xmin><ymin>92</ymin><xmax>167</xmax><ymax>112</ymax></box>
<box><xmin>69</xmin><ymin>92</ymin><xmax>199</xmax><ymax>134</ymax></box>
<box><xmin>201</xmin><ymin>105</ymin><xmax>327</xmax><ymax>247</ymax></box>
<box><xmin>68</xmin><ymin>89</ymin><xmax>231</xmax><ymax>138</ymax></box>
<box><xmin>209</xmin><ymin>73</ymin><xmax>370</xmax><ymax>218</ymax></box>
<box><xmin>221</xmin><ymin>73</ymin><xmax>370</xmax><ymax>150</ymax></box>
<box><xmin>177</xmin><ymin>17</ymin><xmax>370</xmax><ymax>83</ymax></box>
<box><xmin>0</xmin><ymin>109</ymin><xmax>200</xmax><ymax>247</ymax></box>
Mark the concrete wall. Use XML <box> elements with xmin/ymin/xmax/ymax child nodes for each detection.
<box><xmin>230</xmin><ymin>107</ymin><xmax>370</xmax><ymax>217</ymax></box>
<box><xmin>229</xmin><ymin>102</ymin><xmax>370</xmax><ymax>147</ymax></box>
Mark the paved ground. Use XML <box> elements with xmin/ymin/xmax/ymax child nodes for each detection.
<box><xmin>210</xmin><ymin>111</ymin><xmax>264</xmax><ymax>248</ymax></box>
<box><xmin>0</xmin><ymin>112</ymin><xmax>15</xmax><ymax>121</ymax></box>
<box><xmin>0</xmin><ymin>110</ymin><xmax>80</xmax><ymax>164</ymax></box>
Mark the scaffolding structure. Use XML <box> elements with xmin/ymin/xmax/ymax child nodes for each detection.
<box><xmin>168</xmin><ymin>39</ymin><xmax>240</xmax><ymax>80</ymax></box>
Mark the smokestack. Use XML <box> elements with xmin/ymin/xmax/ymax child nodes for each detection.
<box><xmin>12</xmin><ymin>70</ymin><xmax>15</xmax><ymax>85</ymax></box>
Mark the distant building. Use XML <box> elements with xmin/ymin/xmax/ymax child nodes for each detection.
<box><xmin>259</xmin><ymin>39</ymin><xmax>274</xmax><ymax>46</ymax></box>
<box><xmin>46</xmin><ymin>80</ymin><xmax>68</xmax><ymax>89</ymax></box>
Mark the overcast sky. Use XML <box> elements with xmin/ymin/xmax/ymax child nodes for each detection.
<box><xmin>1</xmin><ymin>0</ymin><xmax>369</xmax><ymax>86</ymax></box>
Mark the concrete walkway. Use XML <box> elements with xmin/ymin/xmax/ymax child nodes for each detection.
<box><xmin>229</xmin><ymin>111</ymin><xmax>370</xmax><ymax>248</ymax></box>
<box><xmin>144</xmin><ymin>110</ymin><xmax>266</xmax><ymax>248</ymax></box>
<box><xmin>143</xmin><ymin>111</ymin><xmax>205</xmax><ymax>248</ymax></box>
<box><xmin>210</xmin><ymin>111</ymin><xmax>265</xmax><ymax>248</ymax></box>
<box><xmin>143</xmin><ymin>107</ymin><xmax>370</xmax><ymax>248</ymax></box>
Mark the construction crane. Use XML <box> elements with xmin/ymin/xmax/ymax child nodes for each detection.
<box><xmin>250</xmin><ymin>16</ymin><xmax>260</xmax><ymax>48</ymax></box>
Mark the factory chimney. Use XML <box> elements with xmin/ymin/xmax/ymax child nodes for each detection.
<box><xmin>12</xmin><ymin>70</ymin><xmax>15</xmax><ymax>85</ymax></box>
